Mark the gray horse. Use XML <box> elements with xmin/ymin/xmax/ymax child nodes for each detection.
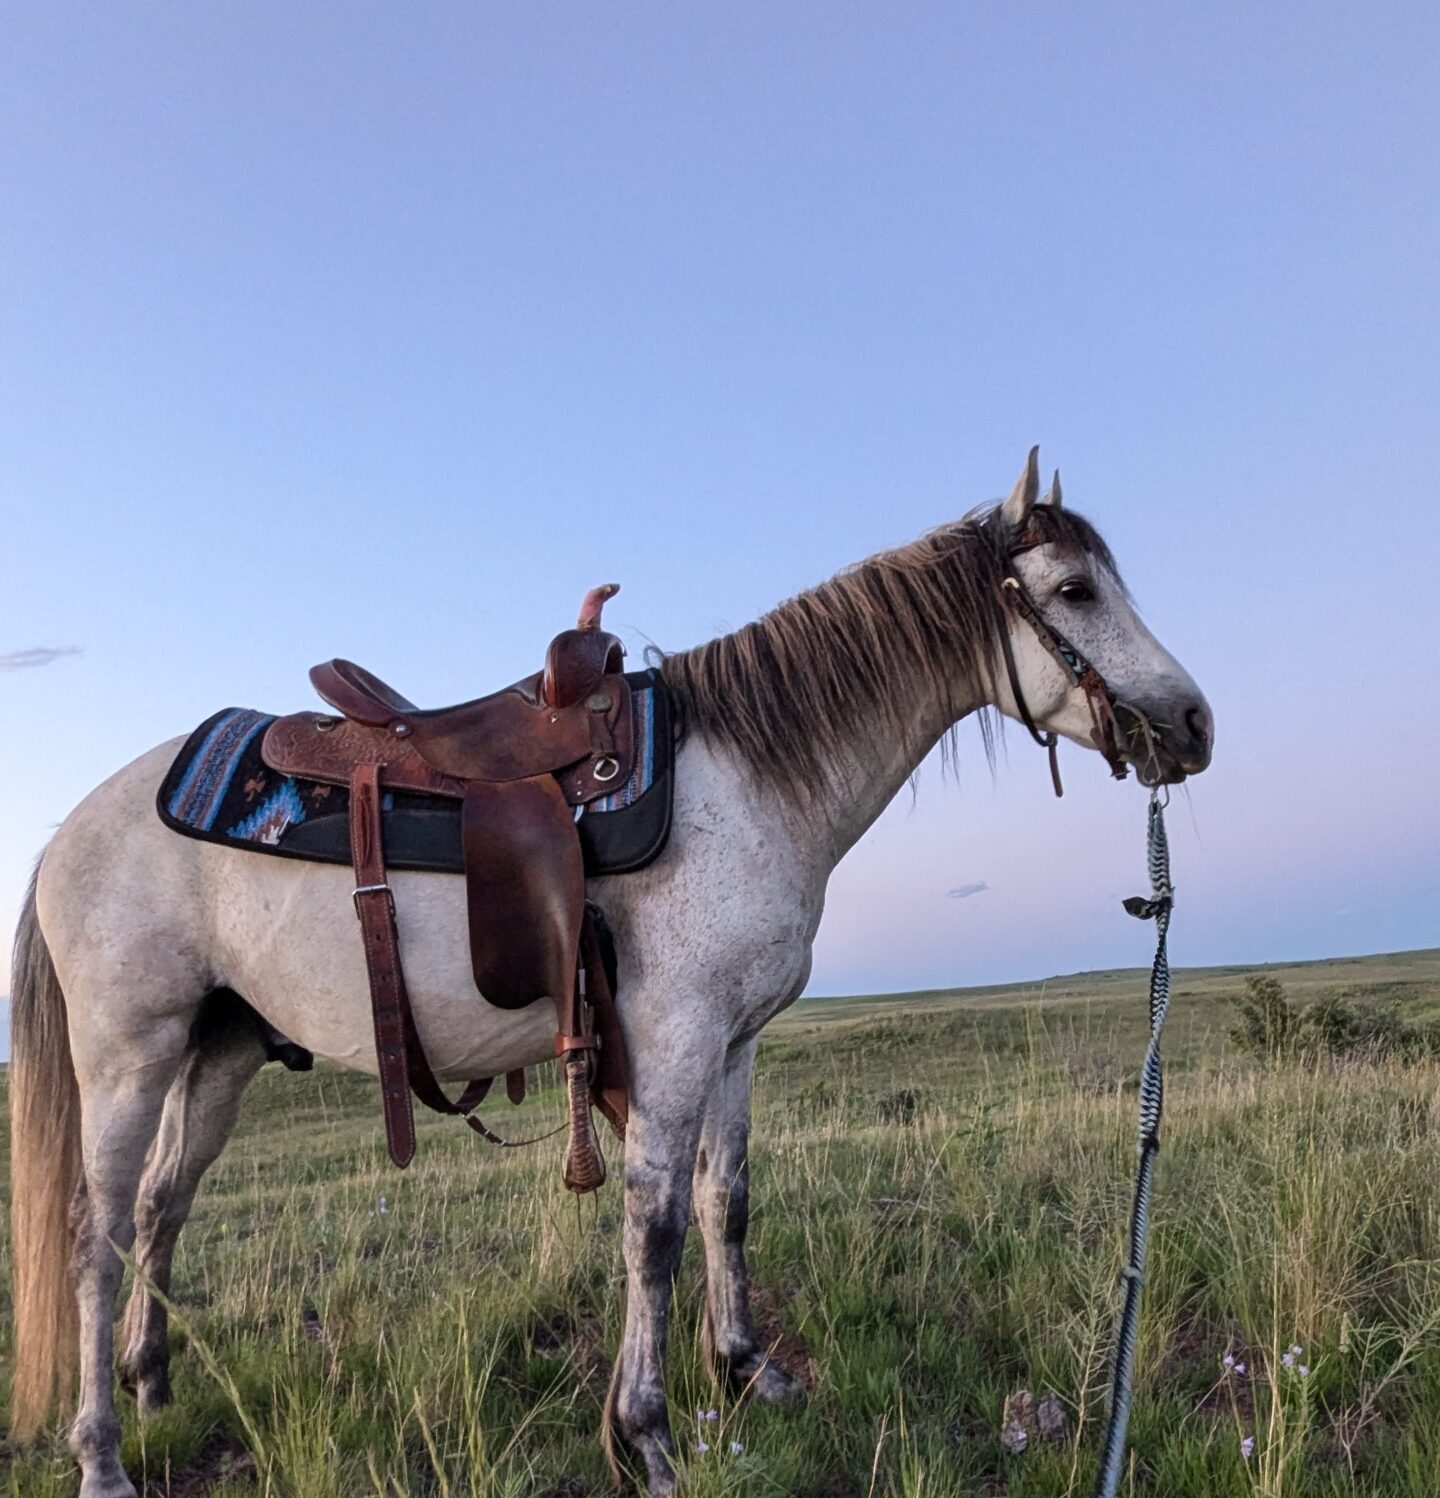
<box><xmin>9</xmin><ymin>451</ymin><xmax>1212</xmax><ymax>1496</ymax></box>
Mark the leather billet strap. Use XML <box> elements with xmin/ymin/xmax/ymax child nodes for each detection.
<box><xmin>350</xmin><ymin>763</ymin><xmax>419</xmax><ymax>1166</ymax></box>
<box><xmin>348</xmin><ymin>761</ymin><xmax>517</xmax><ymax>1167</ymax></box>
<box><xmin>581</xmin><ymin>909</ymin><xmax>630</xmax><ymax>1135</ymax></box>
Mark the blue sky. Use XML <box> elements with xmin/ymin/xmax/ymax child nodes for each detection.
<box><xmin>3</xmin><ymin>3</ymin><xmax>1437</xmax><ymax>1034</ymax></box>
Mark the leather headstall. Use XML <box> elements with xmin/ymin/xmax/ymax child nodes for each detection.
<box><xmin>998</xmin><ymin>528</ymin><xmax>1129</xmax><ymax>797</ymax></box>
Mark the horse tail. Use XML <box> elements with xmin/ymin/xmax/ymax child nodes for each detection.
<box><xmin>9</xmin><ymin>857</ymin><xmax>83</xmax><ymax>1441</ymax></box>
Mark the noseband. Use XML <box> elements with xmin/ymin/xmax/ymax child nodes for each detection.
<box><xmin>997</xmin><ymin>531</ymin><xmax>1129</xmax><ymax>796</ymax></box>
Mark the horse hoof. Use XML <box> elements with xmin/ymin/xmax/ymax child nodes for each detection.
<box><xmin>643</xmin><ymin>1461</ymin><xmax>677</xmax><ymax>1498</ymax></box>
<box><xmin>609</xmin><ymin>1415</ymin><xmax>677</xmax><ymax>1496</ymax></box>
<box><xmin>78</xmin><ymin>1463</ymin><xmax>139</xmax><ymax>1498</ymax></box>
<box><xmin>721</xmin><ymin>1350</ymin><xmax>806</xmax><ymax>1404</ymax></box>
<box><xmin>119</xmin><ymin>1354</ymin><xmax>173</xmax><ymax>1416</ymax></box>
<box><xmin>137</xmin><ymin>1376</ymin><xmax>174</xmax><ymax>1418</ymax></box>
<box><xmin>747</xmin><ymin>1358</ymin><xmax>806</xmax><ymax>1404</ymax></box>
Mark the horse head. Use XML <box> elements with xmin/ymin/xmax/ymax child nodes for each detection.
<box><xmin>993</xmin><ymin>448</ymin><xmax>1213</xmax><ymax>787</ymax></box>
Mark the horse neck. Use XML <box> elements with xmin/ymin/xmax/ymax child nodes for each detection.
<box><xmin>809</xmin><ymin>659</ymin><xmax>988</xmax><ymax>866</ymax></box>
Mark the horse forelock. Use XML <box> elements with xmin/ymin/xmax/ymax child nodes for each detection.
<box><xmin>660</xmin><ymin>504</ymin><xmax>1123</xmax><ymax>802</ymax></box>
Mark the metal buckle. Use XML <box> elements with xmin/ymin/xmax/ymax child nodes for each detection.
<box><xmin>352</xmin><ymin>882</ymin><xmax>392</xmax><ymax>916</ymax></box>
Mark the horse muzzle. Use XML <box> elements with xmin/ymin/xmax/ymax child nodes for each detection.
<box><xmin>1117</xmin><ymin>697</ymin><xmax>1213</xmax><ymax>785</ymax></box>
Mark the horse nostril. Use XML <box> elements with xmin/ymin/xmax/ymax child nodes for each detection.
<box><xmin>1184</xmin><ymin>704</ymin><xmax>1212</xmax><ymax>751</ymax></box>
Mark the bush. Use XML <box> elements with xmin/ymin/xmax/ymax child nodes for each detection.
<box><xmin>876</xmin><ymin>1087</ymin><xmax>923</xmax><ymax>1124</ymax></box>
<box><xmin>1229</xmin><ymin>975</ymin><xmax>1298</xmax><ymax>1062</ymax></box>
<box><xmin>1229</xmin><ymin>976</ymin><xmax>1440</xmax><ymax>1066</ymax></box>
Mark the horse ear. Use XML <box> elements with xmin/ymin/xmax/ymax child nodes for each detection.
<box><xmin>1001</xmin><ymin>447</ymin><xmax>1041</xmax><ymax>529</ymax></box>
<box><xmin>1042</xmin><ymin>469</ymin><xmax>1063</xmax><ymax>508</ymax></box>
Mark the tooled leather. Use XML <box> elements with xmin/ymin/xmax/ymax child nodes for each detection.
<box><xmin>401</xmin><ymin>673</ymin><xmax>631</xmax><ymax>785</ymax></box>
<box><xmin>263</xmin><ymin>676</ymin><xmax>635</xmax><ymax>806</ymax></box>
<box><xmin>295</xmin><ymin>605</ymin><xmax>639</xmax><ymax>1178</ymax></box>
<box><xmin>557</xmin><ymin>675</ymin><xmax>634</xmax><ymax>802</ymax></box>
<box><xmin>543</xmin><ymin>628</ymin><xmax>624</xmax><ymax>708</ymax></box>
<box><xmin>263</xmin><ymin>715</ymin><xmax>467</xmax><ymax>797</ymax></box>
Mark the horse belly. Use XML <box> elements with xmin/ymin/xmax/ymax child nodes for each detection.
<box><xmin>205</xmin><ymin>851</ymin><xmax>556</xmax><ymax>1080</ymax></box>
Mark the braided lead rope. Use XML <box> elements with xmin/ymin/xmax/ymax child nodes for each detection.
<box><xmin>1092</xmin><ymin>790</ymin><xmax>1173</xmax><ymax>1498</ymax></box>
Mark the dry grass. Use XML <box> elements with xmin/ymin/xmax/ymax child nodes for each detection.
<box><xmin>3</xmin><ymin>950</ymin><xmax>1439</xmax><ymax>1496</ymax></box>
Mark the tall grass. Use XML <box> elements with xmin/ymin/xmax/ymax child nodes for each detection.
<box><xmin>2</xmin><ymin>965</ymin><xmax>1438</xmax><ymax>1495</ymax></box>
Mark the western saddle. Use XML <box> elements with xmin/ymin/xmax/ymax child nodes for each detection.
<box><xmin>260</xmin><ymin>584</ymin><xmax>633</xmax><ymax>1191</ymax></box>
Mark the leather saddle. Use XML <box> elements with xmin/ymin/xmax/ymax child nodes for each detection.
<box><xmin>260</xmin><ymin>584</ymin><xmax>633</xmax><ymax>1189</ymax></box>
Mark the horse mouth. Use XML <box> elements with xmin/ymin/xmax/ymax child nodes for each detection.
<box><xmin>1136</xmin><ymin>755</ymin><xmax>1188</xmax><ymax>788</ymax></box>
<box><xmin>1115</xmin><ymin>708</ymin><xmax>1209</xmax><ymax>786</ymax></box>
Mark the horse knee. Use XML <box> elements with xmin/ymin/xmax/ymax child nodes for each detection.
<box><xmin>622</xmin><ymin>1163</ymin><xmax>689</xmax><ymax>1280</ymax></box>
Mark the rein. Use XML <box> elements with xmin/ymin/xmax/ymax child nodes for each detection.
<box><xmin>1093</xmin><ymin>790</ymin><xmax>1175</xmax><ymax>1498</ymax></box>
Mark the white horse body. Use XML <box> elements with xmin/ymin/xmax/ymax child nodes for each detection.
<box><xmin>38</xmin><ymin>735</ymin><xmax>823</xmax><ymax>1086</ymax></box>
<box><xmin>11</xmin><ymin>454</ymin><xmax>1212</xmax><ymax>1497</ymax></box>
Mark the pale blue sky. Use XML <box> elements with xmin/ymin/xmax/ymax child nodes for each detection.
<box><xmin>3</xmin><ymin>4</ymin><xmax>1437</xmax><ymax>1033</ymax></box>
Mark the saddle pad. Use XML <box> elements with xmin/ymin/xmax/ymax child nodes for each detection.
<box><xmin>157</xmin><ymin>670</ymin><xmax>674</xmax><ymax>879</ymax></box>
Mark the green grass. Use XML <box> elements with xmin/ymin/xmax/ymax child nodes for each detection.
<box><xmin>4</xmin><ymin>948</ymin><xmax>1440</xmax><ymax>1496</ymax></box>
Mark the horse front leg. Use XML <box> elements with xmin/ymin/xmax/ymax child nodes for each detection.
<box><xmin>694</xmin><ymin>1037</ymin><xmax>805</xmax><ymax>1404</ymax></box>
<box><xmin>604</xmin><ymin>1034</ymin><xmax>721</xmax><ymax>1496</ymax></box>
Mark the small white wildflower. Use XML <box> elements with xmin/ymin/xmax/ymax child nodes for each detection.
<box><xmin>1223</xmin><ymin>1354</ymin><xmax>1235</xmax><ymax>1369</ymax></box>
<box><xmin>696</xmin><ymin>1439</ymin><xmax>709</xmax><ymax>1454</ymax></box>
<box><xmin>1281</xmin><ymin>1351</ymin><xmax>1295</xmax><ymax>1368</ymax></box>
<box><xmin>1298</xmin><ymin>1364</ymin><xmax>1310</xmax><ymax>1377</ymax></box>
<box><xmin>704</xmin><ymin>1408</ymin><xmax>719</xmax><ymax>1422</ymax></box>
<box><xmin>1241</xmin><ymin>1435</ymin><xmax>1255</xmax><ymax>1459</ymax></box>
<box><xmin>1290</xmin><ymin>1344</ymin><xmax>1303</xmax><ymax>1357</ymax></box>
<box><xmin>1234</xmin><ymin>1362</ymin><xmax>1246</xmax><ymax>1376</ymax></box>
<box><xmin>730</xmin><ymin>1440</ymin><xmax>744</xmax><ymax>1455</ymax></box>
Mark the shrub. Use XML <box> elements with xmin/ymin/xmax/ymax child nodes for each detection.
<box><xmin>1229</xmin><ymin>976</ymin><xmax>1440</xmax><ymax>1066</ymax></box>
<box><xmin>876</xmin><ymin>1087</ymin><xmax>922</xmax><ymax>1125</ymax></box>
<box><xmin>1229</xmin><ymin>975</ymin><xmax>1298</xmax><ymax>1062</ymax></box>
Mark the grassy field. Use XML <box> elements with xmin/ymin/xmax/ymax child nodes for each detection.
<box><xmin>3</xmin><ymin>948</ymin><xmax>1439</xmax><ymax>1497</ymax></box>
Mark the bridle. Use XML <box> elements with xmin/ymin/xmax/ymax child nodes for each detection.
<box><xmin>996</xmin><ymin>527</ymin><xmax>1130</xmax><ymax>796</ymax></box>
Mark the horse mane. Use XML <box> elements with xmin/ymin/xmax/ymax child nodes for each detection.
<box><xmin>659</xmin><ymin>503</ymin><xmax>1118</xmax><ymax>802</ymax></box>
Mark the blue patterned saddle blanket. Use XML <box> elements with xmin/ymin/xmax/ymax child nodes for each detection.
<box><xmin>157</xmin><ymin>670</ymin><xmax>673</xmax><ymax>878</ymax></box>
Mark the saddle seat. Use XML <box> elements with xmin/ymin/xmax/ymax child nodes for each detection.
<box><xmin>258</xmin><ymin>584</ymin><xmax>634</xmax><ymax>1189</ymax></box>
<box><xmin>305</xmin><ymin>602</ymin><xmax>629</xmax><ymax>787</ymax></box>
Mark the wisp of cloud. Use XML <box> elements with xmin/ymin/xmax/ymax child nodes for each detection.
<box><xmin>0</xmin><ymin>646</ymin><xmax>83</xmax><ymax>671</ymax></box>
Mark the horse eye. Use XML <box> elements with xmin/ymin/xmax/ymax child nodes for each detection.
<box><xmin>1058</xmin><ymin>579</ymin><xmax>1095</xmax><ymax>603</ymax></box>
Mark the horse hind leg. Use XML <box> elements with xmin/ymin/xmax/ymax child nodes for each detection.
<box><xmin>119</xmin><ymin>994</ymin><xmax>267</xmax><ymax>1415</ymax></box>
<box><xmin>67</xmin><ymin>1002</ymin><xmax>195</xmax><ymax>1498</ymax></box>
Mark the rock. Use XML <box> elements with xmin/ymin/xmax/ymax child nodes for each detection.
<box><xmin>1001</xmin><ymin>1390</ymin><xmax>1034</xmax><ymax>1453</ymax></box>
